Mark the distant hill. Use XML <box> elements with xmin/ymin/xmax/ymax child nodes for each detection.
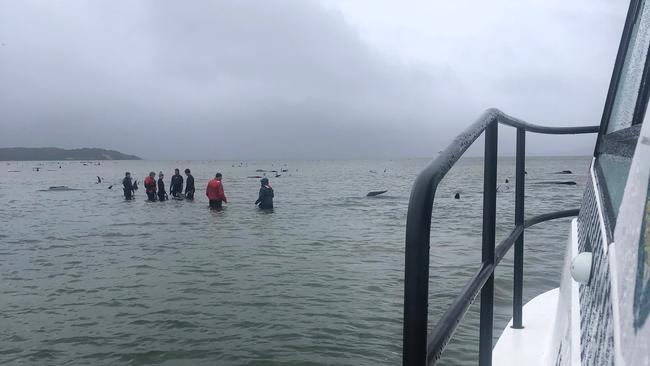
<box><xmin>0</xmin><ymin>147</ymin><xmax>142</xmax><ymax>161</ymax></box>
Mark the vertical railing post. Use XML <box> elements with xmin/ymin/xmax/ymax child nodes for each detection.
<box><xmin>403</xmin><ymin>176</ymin><xmax>436</xmax><ymax>365</ymax></box>
<box><xmin>513</xmin><ymin>128</ymin><xmax>526</xmax><ymax>329</ymax></box>
<box><xmin>479</xmin><ymin>121</ymin><xmax>498</xmax><ymax>366</ymax></box>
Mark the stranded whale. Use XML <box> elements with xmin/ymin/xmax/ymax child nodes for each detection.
<box><xmin>367</xmin><ymin>190</ymin><xmax>388</xmax><ymax>197</ymax></box>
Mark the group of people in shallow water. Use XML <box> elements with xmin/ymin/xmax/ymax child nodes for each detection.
<box><xmin>121</xmin><ymin>168</ymin><xmax>274</xmax><ymax>210</ymax></box>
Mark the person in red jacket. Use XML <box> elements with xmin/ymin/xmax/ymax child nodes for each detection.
<box><xmin>144</xmin><ymin>171</ymin><xmax>157</xmax><ymax>201</ymax></box>
<box><xmin>206</xmin><ymin>172</ymin><xmax>227</xmax><ymax>209</ymax></box>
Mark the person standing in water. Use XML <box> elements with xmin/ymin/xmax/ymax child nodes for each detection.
<box><xmin>170</xmin><ymin>168</ymin><xmax>184</xmax><ymax>198</ymax></box>
<box><xmin>206</xmin><ymin>173</ymin><xmax>227</xmax><ymax>209</ymax></box>
<box><xmin>122</xmin><ymin>172</ymin><xmax>134</xmax><ymax>200</ymax></box>
<box><xmin>157</xmin><ymin>171</ymin><xmax>167</xmax><ymax>201</ymax></box>
<box><xmin>255</xmin><ymin>177</ymin><xmax>274</xmax><ymax>209</ymax></box>
<box><xmin>144</xmin><ymin>171</ymin><xmax>157</xmax><ymax>201</ymax></box>
<box><xmin>184</xmin><ymin>168</ymin><xmax>195</xmax><ymax>200</ymax></box>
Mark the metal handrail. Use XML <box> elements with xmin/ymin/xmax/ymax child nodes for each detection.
<box><xmin>426</xmin><ymin>210</ymin><xmax>581</xmax><ymax>364</ymax></box>
<box><xmin>402</xmin><ymin>108</ymin><xmax>599</xmax><ymax>366</ymax></box>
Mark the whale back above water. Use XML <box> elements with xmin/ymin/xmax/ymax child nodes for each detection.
<box><xmin>367</xmin><ymin>190</ymin><xmax>388</xmax><ymax>197</ymax></box>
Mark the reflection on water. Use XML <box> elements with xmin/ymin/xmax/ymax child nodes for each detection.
<box><xmin>0</xmin><ymin>157</ymin><xmax>589</xmax><ymax>365</ymax></box>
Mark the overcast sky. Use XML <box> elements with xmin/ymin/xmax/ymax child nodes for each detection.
<box><xmin>0</xmin><ymin>0</ymin><xmax>627</xmax><ymax>159</ymax></box>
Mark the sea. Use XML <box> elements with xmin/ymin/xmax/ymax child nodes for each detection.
<box><xmin>0</xmin><ymin>156</ymin><xmax>589</xmax><ymax>365</ymax></box>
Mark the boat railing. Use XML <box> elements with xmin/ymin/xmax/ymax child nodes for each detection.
<box><xmin>402</xmin><ymin>108</ymin><xmax>599</xmax><ymax>366</ymax></box>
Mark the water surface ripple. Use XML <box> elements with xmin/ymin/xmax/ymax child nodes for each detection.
<box><xmin>0</xmin><ymin>157</ymin><xmax>588</xmax><ymax>365</ymax></box>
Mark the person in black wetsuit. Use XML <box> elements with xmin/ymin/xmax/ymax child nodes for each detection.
<box><xmin>122</xmin><ymin>172</ymin><xmax>134</xmax><ymax>200</ymax></box>
<box><xmin>184</xmin><ymin>168</ymin><xmax>195</xmax><ymax>200</ymax></box>
<box><xmin>255</xmin><ymin>177</ymin><xmax>274</xmax><ymax>209</ymax></box>
<box><xmin>157</xmin><ymin>171</ymin><xmax>167</xmax><ymax>201</ymax></box>
<box><xmin>170</xmin><ymin>168</ymin><xmax>184</xmax><ymax>198</ymax></box>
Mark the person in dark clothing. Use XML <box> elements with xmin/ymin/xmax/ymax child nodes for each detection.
<box><xmin>122</xmin><ymin>172</ymin><xmax>134</xmax><ymax>200</ymax></box>
<box><xmin>157</xmin><ymin>171</ymin><xmax>167</xmax><ymax>201</ymax></box>
<box><xmin>144</xmin><ymin>171</ymin><xmax>157</xmax><ymax>201</ymax></box>
<box><xmin>170</xmin><ymin>168</ymin><xmax>184</xmax><ymax>198</ymax></box>
<box><xmin>184</xmin><ymin>168</ymin><xmax>195</xmax><ymax>200</ymax></box>
<box><xmin>255</xmin><ymin>177</ymin><xmax>274</xmax><ymax>209</ymax></box>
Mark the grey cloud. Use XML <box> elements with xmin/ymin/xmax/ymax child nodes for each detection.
<box><xmin>0</xmin><ymin>0</ymin><xmax>626</xmax><ymax>159</ymax></box>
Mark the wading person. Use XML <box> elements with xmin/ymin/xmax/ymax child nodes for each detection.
<box><xmin>157</xmin><ymin>171</ymin><xmax>167</xmax><ymax>201</ymax></box>
<box><xmin>122</xmin><ymin>172</ymin><xmax>134</xmax><ymax>200</ymax></box>
<box><xmin>184</xmin><ymin>168</ymin><xmax>195</xmax><ymax>200</ymax></box>
<box><xmin>170</xmin><ymin>168</ymin><xmax>184</xmax><ymax>198</ymax></box>
<box><xmin>255</xmin><ymin>177</ymin><xmax>274</xmax><ymax>209</ymax></box>
<box><xmin>206</xmin><ymin>173</ymin><xmax>227</xmax><ymax>209</ymax></box>
<box><xmin>144</xmin><ymin>171</ymin><xmax>157</xmax><ymax>201</ymax></box>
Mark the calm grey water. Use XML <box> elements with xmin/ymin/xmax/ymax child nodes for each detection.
<box><xmin>0</xmin><ymin>157</ymin><xmax>589</xmax><ymax>365</ymax></box>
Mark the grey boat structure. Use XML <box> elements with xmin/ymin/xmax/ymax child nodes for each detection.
<box><xmin>401</xmin><ymin>0</ymin><xmax>650</xmax><ymax>364</ymax></box>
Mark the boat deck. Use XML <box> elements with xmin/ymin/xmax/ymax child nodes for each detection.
<box><xmin>492</xmin><ymin>288</ymin><xmax>559</xmax><ymax>365</ymax></box>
